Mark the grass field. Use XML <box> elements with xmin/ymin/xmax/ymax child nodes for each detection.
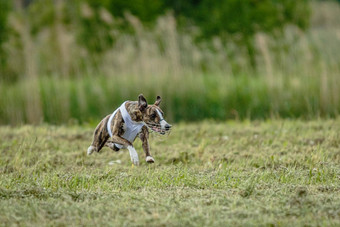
<box><xmin>0</xmin><ymin>120</ymin><xmax>339</xmax><ymax>226</ymax></box>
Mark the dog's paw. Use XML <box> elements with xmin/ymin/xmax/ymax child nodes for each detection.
<box><xmin>131</xmin><ymin>156</ymin><xmax>139</xmax><ymax>166</ymax></box>
<box><xmin>146</xmin><ymin>156</ymin><xmax>155</xmax><ymax>163</ymax></box>
<box><xmin>87</xmin><ymin>146</ymin><xmax>96</xmax><ymax>155</ymax></box>
<box><xmin>132</xmin><ymin>159</ymin><xmax>140</xmax><ymax>166</ymax></box>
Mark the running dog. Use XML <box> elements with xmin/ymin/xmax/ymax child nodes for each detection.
<box><xmin>87</xmin><ymin>94</ymin><xmax>171</xmax><ymax>165</ymax></box>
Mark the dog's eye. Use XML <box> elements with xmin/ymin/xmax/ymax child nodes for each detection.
<box><xmin>151</xmin><ymin>113</ymin><xmax>156</xmax><ymax>119</ymax></box>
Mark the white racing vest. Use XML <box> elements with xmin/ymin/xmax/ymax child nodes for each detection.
<box><xmin>107</xmin><ymin>102</ymin><xmax>145</xmax><ymax>149</ymax></box>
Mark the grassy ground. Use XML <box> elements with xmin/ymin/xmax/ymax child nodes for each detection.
<box><xmin>0</xmin><ymin>120</ymin><xmax>339</xmax><ymax>226</ymax></box>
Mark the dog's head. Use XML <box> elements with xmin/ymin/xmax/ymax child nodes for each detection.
<box><xmin>138</xmin><ymin>94</ymin><xmax>171</xmax><ymax>135</ymax></box>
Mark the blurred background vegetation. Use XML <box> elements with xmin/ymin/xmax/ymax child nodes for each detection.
<box><xmin>0</xmin><ymin>0</ymin><xmax>339</xmax><ymax>125</ymax></box>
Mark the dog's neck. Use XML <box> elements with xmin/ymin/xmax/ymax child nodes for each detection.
<box><xmin>107</xmin><ymin>101</ymin><xmax>144</xmax><ymax>139</ymax></box>
<box><xmin>124</xmin><ymin>101</ymin><xmax>144</xmax><ymax>122</ymax></box>
<box><xmin>120</xmin><ymin>102</ymin><xmax>144</xmax><ymax>125</ymax></box>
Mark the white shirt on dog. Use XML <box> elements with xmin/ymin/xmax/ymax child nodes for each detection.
<box><xmin>107</xmin><ymin>101</ymin><xmax>144</xmax><ymax>149</ymax></box>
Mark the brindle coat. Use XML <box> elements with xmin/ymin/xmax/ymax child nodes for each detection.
<box><xmin>88</xmin><ymin>94</ymin><xmax>167</xmax><ymax>164</ymax></box>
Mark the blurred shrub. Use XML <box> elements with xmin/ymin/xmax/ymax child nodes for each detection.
<box><xmin>0</xmin><ymin>0</ymin><xmax>10</xmax><ymax>47</ymax></box>
<box><xmin>163</xmin><ymin>0</ymin><xmax>310</xmax><ymax>66</ymax></box>
<box><xmin>80</xmin><ymin>0</ymin><xmax>310</xmax><ymax>58</ymax></box>
<box><xmin>15</xmin><ymin>0</ymin><xmax>310</xmax><ymax>54</ymax></box>
<box><xmin>165</xmin><ymin>0</ymin><xmax>309</xmax><ymax>35</ymax></box>
<box><xmin>81</xmin><ymin>0</ymin><xmax>310</xmax><ymax>36</ymax></box>
<box><xmin>0</xmin><ymin>0</ymin><xmax>310</xmax><ymax>76</ymax></box>
<box><xmin>0</xmin><ymin>0</ymin><xmax>11</xmax><ymax>79</ymax></box>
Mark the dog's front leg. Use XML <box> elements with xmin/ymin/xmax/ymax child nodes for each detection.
<box><xmin>127</xmin><ymin>146</ymin><xmax>139</xmax><ymax>166</ymax></box>
<box><xmin>110</xmin><ymin>135</ymin><xmax>139</xmax><ymax>166</ymax></box>
<box><xmin>139</xmin><ymin>126</ymin><xmax>155</xmax><ymax>163</ymax></box>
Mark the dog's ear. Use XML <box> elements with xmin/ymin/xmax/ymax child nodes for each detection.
<box><xmin>154</xmin><ymin>96</ymin><xmax>162</xmax><ymax>106</ymax></box>
<box><xmin>138</xmin><ymin>94</ymin><xmax>147</xmax><ymax>111</ymax></box>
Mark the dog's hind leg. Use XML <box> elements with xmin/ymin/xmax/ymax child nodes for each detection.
<box><xmin>87</xmin><ymin>115</ymin><xmax>110</xmax><ymax>155</ymax></box>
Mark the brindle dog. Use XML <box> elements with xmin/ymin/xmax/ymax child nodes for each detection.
<box><xmin>87</xmin><ymin>94</ymin><xmax>171</xmax><ymax>165</ymax></box>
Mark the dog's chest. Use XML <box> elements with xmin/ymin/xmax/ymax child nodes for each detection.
<box><xmin>120</xmin><ymin>120</ymin><xmax>144</xmax><ymax>142</ymax></box>
<box><xmin>118</xmin><ymin>121</ymin><xmax>127</xmax><ymax>136</ymax></box>
<box><xmin>122</xmin><ymin>122</ymin><xmax>127</xmax><ymax>133</ymax></box>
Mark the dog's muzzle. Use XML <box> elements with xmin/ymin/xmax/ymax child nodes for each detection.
<box><xmin>146</xmin><ymin>119</ymin><xmax>172</xmax><ymax>135</ymax></box>
<box><xmin>165</xmin><ymin>123</ymin><xmax>171</xmax><ymax>131</ymax></box>
<box><xmin>159</xmin><ymin>119</ymin><xmax>172</xmax><ymax>135</ymax></box>
<box><xmin>147</xmin><ymin>109</ymin><xmax>172</xmax><ymax>135</ymax></box>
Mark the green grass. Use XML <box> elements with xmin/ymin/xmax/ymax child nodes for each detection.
<box><xmin>0</xmin><ymin>120</ymin><xmax>339</xmax><ymax>226</ymax></box>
